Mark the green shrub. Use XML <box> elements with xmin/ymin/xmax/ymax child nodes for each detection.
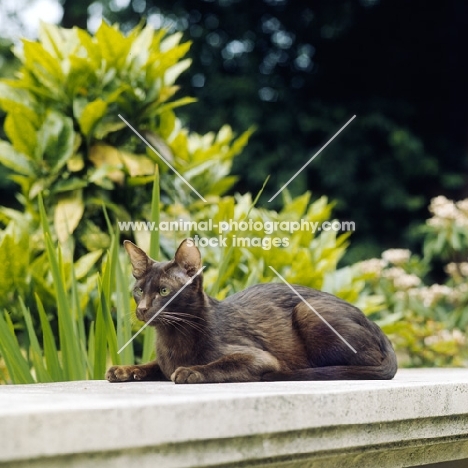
<box><xmin>358</xmin><ymin>196</ymin><xmax>468</xmax><ymax>367</ymax></box>
<box><xmin>0</xmin><ymin>22</ymin><xmax>379</xmax><ymax>384</ymax></box>
<box><xmin>0</xmin><ymin>22</ymin><xmax>250</xmax><ymax>252</ymax></box>
<box><xmin>7</xmin><ymin>22</ymin><xmax>463</xmax><ymax>382</ymax></box>
<box><xmin>0</xmin><ymin>196</ymin><xmax>130</xmax><ymax>383</ymax></box>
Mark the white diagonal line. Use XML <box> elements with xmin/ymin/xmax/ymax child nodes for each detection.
<box><xmin>268</xmin><ymin>115</ymin><xmax>356</xmax><ymax>202</ymax></box>
<box><xmin>118</xmin><ymin>114</ymin><xmax>207</xmax><ymax>202</ymax></box>
<box><xmin>268</xmin><ymin>266</ymin><xmax>357</xmax><ymax>353</ymax></box>
<box><xmin>118</xmin><ymin>266</ymin><xmax>206</xmax><ymax>354</ymax></box>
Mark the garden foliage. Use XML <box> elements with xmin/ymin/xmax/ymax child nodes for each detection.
<box><xmin>358</xmin><ymin>196</ymin><xmax>468</xmax><ymax>367</ymax></box>
<box><xmin>0</xmin><ymin>22</ymin><xmax>466</xmax><ymax>383</ymax></box>
<box><xmin>0</xmin><ymin>21</ymin><xmax>249</xmax><ymax>249</ymax></box>
<box><xmin>0</xmin><ymin>22</ymin><xmax>373</xmax><ymax>384</ymax></box>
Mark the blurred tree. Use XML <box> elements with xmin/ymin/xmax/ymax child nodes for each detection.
<box><xmin>60</xmin><ymin>0</ymin><xmax>93</xmax><ymax>29</ymax></box>
<box><xmin>56</xmin><ymin>0</ymin><xmax>468</xmax><ymax>260</ymax></box>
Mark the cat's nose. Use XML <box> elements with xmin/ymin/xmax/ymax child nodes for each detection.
<box><xmin>136</xmin><ymin>297</ymin><xmax>148</xmax><ymax>320</ymax></box>
<box><xmin>136</xmin><ymin>307</ymin><xmax>148</xmax><ymax>320</ymax></box>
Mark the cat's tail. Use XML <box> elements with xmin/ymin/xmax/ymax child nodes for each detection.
<box><xmin>262</xmin><ymin>351</ymin><xmax>398</xmax><ymax>381</ymax></box>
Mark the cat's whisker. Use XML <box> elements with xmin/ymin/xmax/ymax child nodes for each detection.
<box><xmin>173</xmin><ymin>323</ymin><xmax>192</xmax><ymax>340</ymax></box>
<box><xmin>166</xmin><ymin>316</ymin><xmax>210</xmax><ymax>338</ymax></box>
<box><xmin>179</xmin><ymin>318</ymin><xmax>206</xmax><ymax>330</ymax></box>
<box><xmin>159</xmin><ymin>316</ymin><xmax>187</xmax><ymax>337</ymax></box>
<box><xmin>161</xmin><ymin>312</ymin><xmax>209</xmax><ymax>335</ymax></box>
<box><xmin>167</xmin><ymin>311</ymin><xmax>207</xmax><ymax>322</ymax></box>
<box><xmin>166</xmin><ymin>315</ymin><xmax>207</xmax><ymax>329</ymax></box>
<box><xmin>165</xmin><ymin>312</ymin><xmax>206</xmax><ymax>331</ymax></box>
<box><xmin>162</xmin><ymin>317</ymin><xmax>191</xmax><ymax>340</ymax></box>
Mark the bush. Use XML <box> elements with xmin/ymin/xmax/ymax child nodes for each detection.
<box><xmin>0</xmin><ymin>22</ymin><xmax>250</xmax><ymax>252</ymax></box>
<box><xmin>0</xmin><ymin>190</ymin><xmax>380</xmax><ymax>383</ymax></box>
<box><xmin>0</xmin><ymin>22</ymin><xmax>376</xmax><ymax>384</ymax></box>
<box><xmin>2</xmin><ymin>22</ymin><xmax>464</xmax><ymax>383</ymax></box>
<box><xmin>358</xmin><ymin>196</ymin><xmax>468</xmax><ymax>367</ymax></box>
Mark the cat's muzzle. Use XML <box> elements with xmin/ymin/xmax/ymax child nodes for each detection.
<box><xmin>136</xmin><ymin>308</ymin><xmax>148</xmax><ymax>321</ymax></box>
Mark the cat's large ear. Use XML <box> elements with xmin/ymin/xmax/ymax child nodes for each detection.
<box><xmin>174</xmin><ymin>239</ymin><xmax>201</xmax><ymax>277</ymax></box>
<box><xmin>124</xmin><ymin>240</ymin><xmax>153</xmax><ymax>279</ymax></box>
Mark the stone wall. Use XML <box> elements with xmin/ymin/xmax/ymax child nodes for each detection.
<box><xmin>1</xmin><ymin>368</ymin><xmax>468</xmax><ymax>467</ymax></box>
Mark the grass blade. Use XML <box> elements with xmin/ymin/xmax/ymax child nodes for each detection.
<box><xmin>93</xmin><ymin>277</ymin><xmax>107</xmax><ymax>380</ymax></box>
<box><xmin>209</xmin><ymin>244</ymin><xmax>234</xmax><ymax>297</ymax></box>
<box><xmin>101</xmin><ymin>240</ymin><xmax>119</xmax><ymax>365</ymax></box>
<box><xmin>70</xmin><ymin>265</ymin><xmax>91</xmax><ymax>377</ymax></box>
<box><xmin>35</xmin><ymin>294</ymin><xmax>64</xmax><ymax>381</ymax></box>
<box><xmin>39</xmin><ymin>195</ymin><xmax>84</xmax><ymax>380</ymax></box>
<box><xmin>20</xmin><ymin>298</ymin><xmax>52</xmax><ymax>382</ymax></box>
<box><xmin>87</xmin><ymin>321</ymin><xmax>95</xmax><ymax>377</ymax></box>
<box><xmin>142</xmin><ymin>327</ymin><xmax>156</xmax><ymax>363</ymax></box>
<box><xmin>0</xmin><ymin>311</ymin><xmax>35</xmax><ymax>384</ymax></box>
<box><xmin>114</xmin><ymin>234</ymin><xmax>134</xmax><ymax>364</ymax></box>
<box><xmin>149</xmin><ymin>164</ymin><xmax>160</xmax><ymax>260</ymax></box>
<box><xmin>246</xmin><ymin>175</ymin><xmax>270</xmax><ymax>218</ymax></box>
<box><xmin>142</xmin><ymin>165</ymin><xmax>159</xmax><ymax>363</ymax></box>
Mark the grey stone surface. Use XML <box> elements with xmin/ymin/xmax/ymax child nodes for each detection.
<box><xmin>0</xmin><ymin>369</ymin><xmax>468</xmax><ymax>467</ymax></box>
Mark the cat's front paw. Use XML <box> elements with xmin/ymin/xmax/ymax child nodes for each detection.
<box><xmin>106</xmin><ymin>365</ymin><xmax>148</xmax><ymax>382</ymax></box>
<box><xmin>171</xmin><ymin>366</ymin><xmax>205</xmax><ymax>384</ymax></box>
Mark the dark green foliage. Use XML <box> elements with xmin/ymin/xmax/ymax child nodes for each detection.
<box><xmin>0</xmin><ymin>22</ymin><xmax>250</xmax><ymax>254</ymax></box>
<box><xmin>95</xmin><ymin>0</ymin><xmax>468</xmax><ymax>261</ymax></box>
<box><xmin>0</xmin><ymin>22</ymin><xmax>381</xmax><ymax>383</ymax></box>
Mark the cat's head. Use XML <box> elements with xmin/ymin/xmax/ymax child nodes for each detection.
<box><xmin>124</xmin><ymin>239</ymin><xmax>204</xmax><ymax>324</ymax></box>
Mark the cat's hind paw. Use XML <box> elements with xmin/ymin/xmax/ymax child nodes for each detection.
<box><xmin>171</xmin><ymin>366</ymin><xmax>205</xmax><ymax>384</ymax></box>
<box><xmin>106</xmin><ymin>365</ymin><xmax>148</xmax><ymax>382</ymax></box>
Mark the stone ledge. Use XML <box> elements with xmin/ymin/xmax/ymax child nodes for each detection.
<box><xmin>1</xmin><ymin>369</ymin><xmax>468</xmax><ymax>467</ymax></box>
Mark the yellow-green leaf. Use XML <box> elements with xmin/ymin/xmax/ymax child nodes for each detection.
<box><xmin>89</xmin><ymin>144</ymin><xmax>124</xmax><ymax>183</ymax></box>
<box><xmin>127</xmin><ymin>25</ymin><xmax>153</xmax><ymax>75</ymax></box>
<box><xmin>22</xmin><ymin>40</ymin><xmax>64</xmax><ymax>82</ymax></box>
<box><xmin>74</xmin><ymin>250</ymin><xmax>103</xmax><ymax>279</ymax></box>
<box><xmin>36</xmin><ymin>112</ymin><xmax>75</xmax><ymax>171</ymax></box>
<box><xmin>4</xmin><ymin>112</ymin><xmax>37</xmax><ymax>158</ymax></box>
<box><xmin>120</xmin><ymin>152</ymin><xmax>155</xmax><ymax>177</ymax></box>
<box><xmin>160</xmin><ymin>32</ymin><xmax>183</xmax><ymax>52</ymax></box>
<box><xmin>95</xmin><ymin>22</ymin><xmax>131</xmax><ymax>69</ymax></box>
<box><xmin>0</xmin><ymin>141</ymin><xmax>35</xmax><ymax>176</ymax></box>
<box><xmin>164</xmin><ymin>58</ymin><xmax>192</xmax><ymax>86</ymax></box>
<box><xmin>67</xmin><ymin>55</ymin><xmax>97</xmax><ymax>94</ymax></box>
<box><xmin>78</xmin><ymin>99</ymin><xmax>108</xmax><ymax>136</ymax></box>
<box><xmin>0</xmin><ymin>222</ymin><xmax>29</xmax><ymax>304</ymax></box>
<box><xmin>0</xmin><ymin>83</ymin><xmax>35</xmax><ymax>110</ymax></box>
<box><xmin>38</xmin><ymin>21</ymin><xmax>76</xmax><ymax>60</ymax></box>
<box><xmin>76</xmin><ymin>29</ymin><xmax>101</xmax><ymax>68</ymax></box>
<box><xmin>153</xmin><ymin>96</ymin><xmax>196</xmax><ymax>115</ymax></box>
<box><xmin>54</xmin><ymin>190</ymin><xmax>85</xmax><ymax>243</ymax></box>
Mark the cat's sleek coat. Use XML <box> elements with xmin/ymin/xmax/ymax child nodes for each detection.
<box><xmin>106</xmin><ymin>239</ymin><xmax>397</xmax><ymax>383</ymax></box>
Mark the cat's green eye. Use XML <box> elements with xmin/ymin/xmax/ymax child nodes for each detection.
<box><xmin>160</xmin><ymin>287</ymin><xmax>171</xmax><ymax>297</ymax></box>
<box><xmin>134</xmin><ymin>287</ymin><xmax>143</xmax><ymax>296</ymax></box>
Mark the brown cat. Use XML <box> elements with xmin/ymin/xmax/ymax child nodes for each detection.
<box><xmin>106</xmin><ymin>239</ymin><xmax>397</xmax><ymax>384</ymax></box>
